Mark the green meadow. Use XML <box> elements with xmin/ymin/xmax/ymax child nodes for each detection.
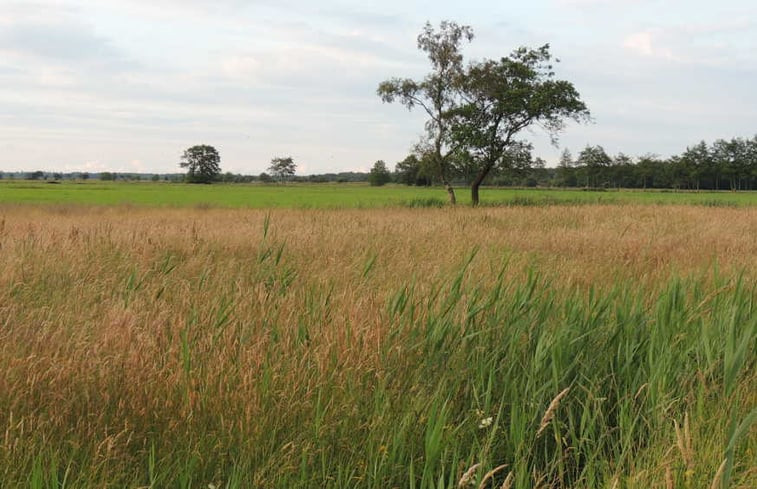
<box><xmin>1</xmin><ymin>180</ymin><xmax>756</xmax><ymax>208</ymax></box>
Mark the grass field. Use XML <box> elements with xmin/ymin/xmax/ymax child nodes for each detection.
<box><xmin>0</xmin><ymin>201</ymin><xmax>755</xmax><ymax>487</ymax></box>
<box><xmin>2</xmin><ymin>180</ymin><xmax>757</xmax><ymax>208</ymax></box>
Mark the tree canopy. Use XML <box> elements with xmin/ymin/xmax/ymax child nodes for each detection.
<box><xmin>394</xmin><ymin>154</ymin><xmax>431</xmax><ymax>186</ymax></box>
<box><xmin>450</xmin><ymin>45</ymin><xmax>589</xmax><ymax>205</ymax></box>
<box><xmin>180</xmin><ymin>145</ymin><xmax>221</xmax><ymax>184</ymax></box>
<box><xmin>369</xmin><ymin>160</ymin><xmax>392</xmax><ymax>186</ymax></box>
<box><xmin>268</xmin><ymin>156</ymin><xmax>297</xmax><ymax>182</ymax></box>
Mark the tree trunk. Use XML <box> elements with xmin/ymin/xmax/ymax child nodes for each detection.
<box><xmin>444</xmin><ymin>180</ymin><xmax>457</xmax><ymax>204</ymax></box>
<box><xmin>470</xmin><ymin>163</ymin><xmax>494</xmax><ymax>207</ymax></box>
<box><xmin>432</xmin><ymin>138</ymin><xmax>456</xmax><ymax>204</ymax></box>
<box><xmin>471</xmin><ymin>182</ymin><xmax>480</xmax><ymax>206</ymax></box>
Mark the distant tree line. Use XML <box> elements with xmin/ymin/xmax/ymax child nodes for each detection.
<box><xmin>556</xmin><ymin>137</ymin><xmax>757</xmax><ymax>191</ymax></box>
<box><xmin>7</xmin><ymin>136</ymin><xmax>755</xmax><ymax>190</ymax></box>
<box><xmin>0</xmin><ymin>171</ymin><xmax>186</xmax><ymax>182</ymax></box>
<box><xmin>1</xmin><ymin>167</ymin><xmax>377</xmax><ymax>184</ymax></box>
<box><xmin>389</xmin><ymin>136</ymin><xmax>757</xmax><ymax>190</ymax></box>
<box><xmin>1</xmin><ymin>169</ymin><xmax>374</xmax><ymax>184</ymax></box>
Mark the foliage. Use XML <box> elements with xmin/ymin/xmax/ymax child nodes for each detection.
<box><xmin>180</xmin><ymin>145</ymin><xmax>221</xmax><ymax>184</ymax></box>
<box><xmin>575</xmin><ymin>145</ymin><xmax>612</xmax><ymax>188</ymax></box>
<box><xmin>380</xmin><ymin>23</ymin><xmax>588</xmax><ymax>205</ymax></box>
<box><xmin>369</xmin><ymin>160</ymin><xmax>392</xmax><ymax>186</ymax></box>
<box><xmin>268</xmin><ymin>156</ymin><xmax>297</xmax><ymax>182</ymax></box>
<box><xmin>378</xmin><ymin>20</ymin><xmax>474</xmax><ymax>203</ymax></box>
<box><xmin>554</xmin><ymin>137</ymin><xmax>757</xmax><ymax>190</ymax></box>
<box><xmin>450</xmin><ymin>45</ymin><xmax>589</xmax><ymax>204</ymax></box>
<box><xmin>394</xmin><ymin>154</ymin><xmax>432</xmax><ymax>186</ymax></box>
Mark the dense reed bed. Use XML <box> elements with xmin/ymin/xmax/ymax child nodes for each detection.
<box><xmin>0</xmin><ymin>205</ymin><xmax>755</xmax><ymax>488</ymax></box>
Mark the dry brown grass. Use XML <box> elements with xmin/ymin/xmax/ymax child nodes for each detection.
<box><xmin>0</xmin><ymin>204</ymin><xmax>755</xmax><ymax>487</ymax></box>
<box><xmin>2</xmin><ymin>205</ymin><xmax>755</xmax><ymax>285</ymax></box>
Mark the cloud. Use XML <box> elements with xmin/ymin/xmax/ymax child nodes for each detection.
<box><xmin>1</xmin><ymin>0</ymin><xmax>756</xmax><ymax>173</ymax></box>
<box><xmin>623</xmin><ymin>31</ymin><xmax>674</xmax><ymax>59</ymax></box>
<box><xmin>1</xmin><ymin>23</ymin><xmax>115</xmax><ymax>62</ymax></box>
<box><xmin>63</xmin><ymin>160</ymin><xmax>109</xmax><ymax>172</ymax></box>
<box><xmin>221</xmin><ymin>55</ymin><xmax>262</xmax><ymax>80</ymax></box>
<box><xmin>129</xmin><ymin>159</ymin><xmax>146</xmax><ymax>172</ymax></box>
<box><xmin>555</xmin><ymin>0</ymin><xmax>646</xmax><ymax>6</ymax></box>
<box><xmin>315</xmin><ymin>6</ymin><xmax>409</xmax><ymax>29</ymax></box>
<box><xmin>622</xmin><ymin>19</ymin><xmax>757</xmax><ymax>68</ymax></box>
<box><xmin>0</xmin><ymin>7</ymin><xmax>136</xmax><ymax>76</ymax></box>
<box><xmin>623</xmin><ymin>31</ymin><xmax>653</xmax><ymax>56</ymax></box>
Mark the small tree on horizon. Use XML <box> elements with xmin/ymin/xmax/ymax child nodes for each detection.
<box><xmin>180</xmin><ymin>145</ymin><xmax>221</xmax><ymax>183</ymax></box>
<box><xmin>369</xmin><ymin>160</ymin><xmax>392</xmax><ymax>186</ymax></box>
<box><xmin>268</xmin><ymin>156</ymin><xmax>297</xmax><ymax>182</ymax></box>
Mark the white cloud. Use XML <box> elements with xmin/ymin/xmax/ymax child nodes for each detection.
<box><xmin>623</xmin><ymin>31</ymin><xmax>674</xmax><ymax>59</ymax></box>
<box><xmin>622</xmin><ymin>18</ymin><xmax>757</xmax><ymax>67</ymax></box>
<box><xmin>221</xmin><ymin>55</ymin><xmax>262</xmax><ymax>80</ymax></box>
<box><xmin>555</xmin><ymin>0</ymin><xmax>647</xmax><ymax>6</ymax></box>
<box><xmin>623</xmin><ymin>31</ymin><xmax>654</xmax><ymax>56</ymax></box>
<box><xmin>64</xmin><ymin>160</ymin><xmax>108</xmax><ymax>172</ymax></box>
<box><xmin>129</xmin><ymin>159</ymin><xmax>146</xmax><ymax>172</ymax></box>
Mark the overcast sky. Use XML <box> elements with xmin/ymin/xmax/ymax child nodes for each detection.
<box><xmin>1</xmin><ymin>0</ymin><xmax>755</xmax><ymax>174</ymax></box>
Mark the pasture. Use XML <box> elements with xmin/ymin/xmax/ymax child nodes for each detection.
<box><xmin>0</xmin><ymin>197</ymin><xmax>755</xmax><ymax>487</ymax></box>
<box><xmin>2</xmin><ymin>180</ymin><xmax>757</xmax><ymax>208</ymax></box>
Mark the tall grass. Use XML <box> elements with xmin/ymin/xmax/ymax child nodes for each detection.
<box><xmin>0</xmin><ymin>205</ymin><xmax>755</xmax><ymax>488</ymax></box>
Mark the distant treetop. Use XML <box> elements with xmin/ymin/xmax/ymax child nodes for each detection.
<box><xmin>180</xmin><ymin>145</ymin><xmax>221</xmax><ymax>183</ymax></box>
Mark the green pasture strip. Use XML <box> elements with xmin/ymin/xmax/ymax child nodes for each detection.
<box><xmin>1</xmin><ymin>180</ymin><xmax>756</xmax><ymax>208</ymax></box>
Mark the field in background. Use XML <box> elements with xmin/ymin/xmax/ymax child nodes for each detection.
<box><xmin>1</xmin><ymin>204</ymin><xmax>755</xmax><ymax>488</ymax></box>
<box><xmin>2</xmin><ymin>180</ymin><xmax>757</xmax><ymax>208</ymax></box>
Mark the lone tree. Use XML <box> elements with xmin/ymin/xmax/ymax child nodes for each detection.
<box><xmin>450</xmin><ymin>45</ymin><xmax>589</xmax><ymax>205</ymax></box>
<box><xmin>268</xmin><ymin>156</ymin><xmax>297</xmax><ymax>182</ymax></box>
<box><xmin>369</xmin><ymin>160</ymin><xmax>392</xmax><ymax>186</ymax></box>
<box><xmin>378</xmin><ymin>20</ymin><xmax>473</xmax><ymax>204</ymax></box>
<box><xmin>180</xmin><ymin>145</ymin><xmax>221</xmax><ymax>183</ymax></box>
<box><xmin>380</xmin><ymin>22</ymin><xmax>589</xmax><ymax>205</ymax></box>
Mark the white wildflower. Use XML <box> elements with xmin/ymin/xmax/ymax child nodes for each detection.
<box><xmin>478</xmin><ymin>416</ymin><xmax>493</xmax><ymax>429</ymax></box>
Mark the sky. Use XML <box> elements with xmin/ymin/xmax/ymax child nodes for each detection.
<box><xmin>1</xmin><ymin>0</ymin><xmax>755</xmax><ymax>174</ymax></box>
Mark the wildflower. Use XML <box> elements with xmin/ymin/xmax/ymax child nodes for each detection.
<box><xmin>478</xmin><ymin>416</ymin><xmax>493</xmax><ymax>429</ymax></box>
